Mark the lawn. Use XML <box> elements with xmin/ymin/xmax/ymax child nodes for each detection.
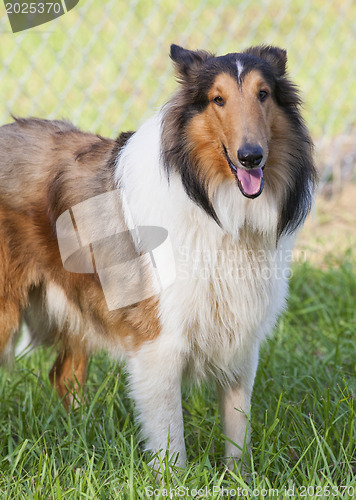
<box><xmin>0</xmin><ymin>257</ymin><xmax>355</xmax><ymax>498</ymax></box>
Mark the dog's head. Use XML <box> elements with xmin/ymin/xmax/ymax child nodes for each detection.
<box><xmin>162</xmin><ymin>44</ymin><xmax>316</xmax><ymax>237</ymax></box>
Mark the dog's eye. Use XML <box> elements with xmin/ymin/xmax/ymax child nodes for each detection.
<box><xmin>258</xmin><ymin>90</ymin><xmax>269</xmax><ymax>102</ymax></box>
<box><xmin>213</xmin><ymin>96</ymin><xmax>224</xmax><ymax>106</ymax></box>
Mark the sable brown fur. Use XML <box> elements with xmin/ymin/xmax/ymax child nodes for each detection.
<box><xmin>162</xmin><ymin>44</ymin><xmax>317</xmax><ymax>237</ymax></box>
<box><xmin>0</xmin><ymin>118</ymin><xmax>159</xmax><ymax>406</ymax></box>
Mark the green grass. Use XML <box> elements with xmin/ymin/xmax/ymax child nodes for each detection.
<box><xmin>0</xmin><ymin>258</ymin><xmax>355</xmax><ymax>498</ymax></box>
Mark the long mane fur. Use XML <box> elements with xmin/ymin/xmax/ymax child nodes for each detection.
<box><xmin>161</xmin><ymin>44</ymin><xmax>317</xmax><ymax>239</ymax></box>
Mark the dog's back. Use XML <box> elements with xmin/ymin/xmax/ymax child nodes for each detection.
<box><xmin>0</xmin><ymin>118</ymin><xmax>116</xmax><ymax>209</ymax></box>
<box><xmin>0</xmin><ymin>118</ymin><xmax>158</xmax><ymax>409</ymax></box>
<box><xmin>0</xmin><ymin>118</ymin><xmax>117</xmax><ymax>362</ymax></box>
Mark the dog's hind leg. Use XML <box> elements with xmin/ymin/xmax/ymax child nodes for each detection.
<box><xmin>49</xmin><ymin>336</ymin><xmax>89</xmax><ymax>411</ymax></box>
<box><xmin>0</xmin><ymin>300</ymin><xmax>21</xmax><ymax>364</ymax></box>
<box><xmin>0</xmin><ymin>229</ymin><xmax>29</xmax><ymax>364</ymax></box>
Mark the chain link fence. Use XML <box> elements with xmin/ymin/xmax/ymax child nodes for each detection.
<box><xmin>0</xmin><ymin>0</ymin><xmax>355</xmax><ymax>190</ymax></box>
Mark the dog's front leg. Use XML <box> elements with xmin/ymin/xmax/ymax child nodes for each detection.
<box><xmin>127</xmin><ymin>341</ymin><xmax>186</xmax><ymax>468</ymax></box>
<box><xmin>218</xmin><ymin>346</ymin><xmax>259</xmax><ymax>470</ymax></box>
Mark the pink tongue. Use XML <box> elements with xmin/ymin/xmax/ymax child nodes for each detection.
<box><xmin>236</xmin><ymin>167</ymin><xmax>263</xmax><ymax>196</ymax></box>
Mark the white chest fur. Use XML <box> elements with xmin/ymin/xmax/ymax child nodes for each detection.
<box><xmin>116</xmin><ymin>114</ymin><xmax>294</xmax><ymax>382</ymax></box>
<box><xmin>159</xmin><ymin>230</ymin><xmax>293</xmax><ymax>382</ymax></box>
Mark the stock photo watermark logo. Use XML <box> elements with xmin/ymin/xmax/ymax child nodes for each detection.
<box><xmin>56</xmin><ymin>189</ymin><xmax>298</xmax><ymax>310</ymax></box>
<box><xmin>4</xmin><ymin>0</ymin><xmax>80</xmax><ymax>32</ymax></box>
<box><xmin>56</xmin><ymin>190</ymin><xmax>176</xmax><ymax>311</ymax></box>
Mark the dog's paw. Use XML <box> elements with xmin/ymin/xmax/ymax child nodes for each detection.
<box><xmin>223</xmin><ymin>445</ymin><xmax>251</xmax><ymax>474</ymax></box>
<box><xmin>147</xmin><ymin>452</ymin><xmax>186</xmax><ymax>483</ymax></box>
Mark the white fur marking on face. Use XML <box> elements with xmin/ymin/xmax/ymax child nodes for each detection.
<box><xmin>236</xmin><ymin>59</ymin><xmax>244</xmax><ymax>87</ymax></box>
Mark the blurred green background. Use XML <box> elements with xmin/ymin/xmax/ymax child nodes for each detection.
<box><xmin>0</xmin><ymin>0</ymin><xmax>355</xmax><ymax>140</ymax></box>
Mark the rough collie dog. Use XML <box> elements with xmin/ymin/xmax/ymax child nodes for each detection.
<box><xmin>0</xmin><ymin>44</ymin><xmax>316</xmax><ymax>468</ymax></box>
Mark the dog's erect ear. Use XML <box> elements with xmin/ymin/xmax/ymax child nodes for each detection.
<box><xmin>244</xmin><ymin>45</ymin><xmax>287</xmax><ymax>76</ymax></box>
<box><xmin>170</xmin><ymin>44</ymin><xmax>212</xmax><ymax>80</ymax></box>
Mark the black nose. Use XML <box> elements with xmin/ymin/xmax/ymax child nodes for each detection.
<box><xmin>237</xmin><ymin>144</ymin><xmax>263</xmax><ymax>168</ymax></box>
